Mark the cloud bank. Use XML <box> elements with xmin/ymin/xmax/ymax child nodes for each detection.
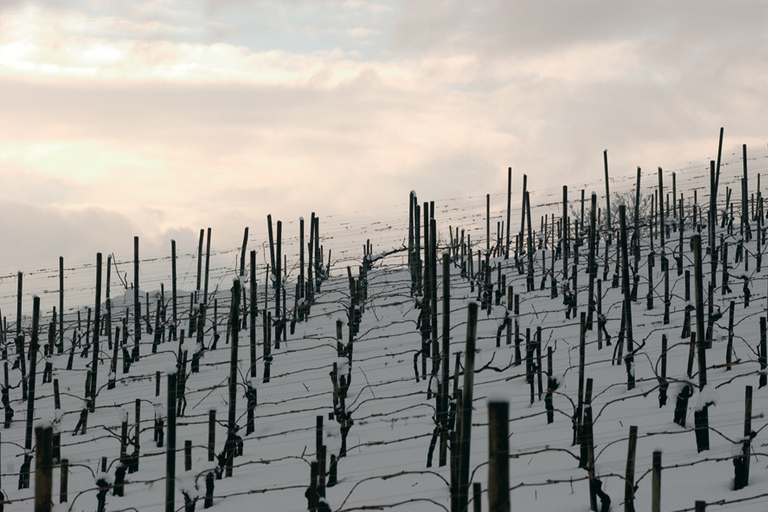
<box><xmin>1</xmin><ymin>0</ymin><xmax>767</xmax><ymax>273</ymax></box>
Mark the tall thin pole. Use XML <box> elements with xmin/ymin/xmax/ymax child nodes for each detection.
<box><xmin>229</xmin><ymin>280</ymin><xmax>241</xmax><ymax>431</ymax></box>
<box><xmin>166</xmin><ymin>371</ymin><xmax>177</xmax><ymax>512</ymax></box>
<box><xmin>134</xmin><ymin>237</ymin><xmax>141</xmax><ymax>349</ymax></box>
<box><xmin>204</xmin><ymin>228</ymin><xmax>212</xmax><ymax>304</ymax></box>
<box><xmin>506</xmin><ymin>167</ymin><xmax>512</xmax><ymax>259</ymax></box>
<box><xmin>59</xmin><ymin>257</ymin><xmax>64</xmax><ymax>349</ymax></box>
<box><xmin>488</xmin><ymin>401</ymin><xmax>510</xmax><ymax>512</ymax></box>
<box><xmin>90</xmin><ymin>253</ymin><xmax>102</xmax><ymax>402</ymax></box>
<box><xmin>35</xmin><ymin>425</ymin><xmax>53</xmax><ymax>512</ymax></box>
<box><xmin>171</xmin><ymin>240</ymin><xmax>178</xmax><ymax>328</ymax></box>
<box><xmin>24</xmin><ymin>296</ymin><xmax>40</xmax><ymax>451</ymax></box>
<box><xmin>620</xmin><ymin>206</ymin><xmax>634</xmax><ymax>369</ymax></box>
<box><xmin>604</xmin><ymin>150</ymin><xmax>612</xmax><ymax>243</ymax></box>
<box><xmin>457</xmin><ymin>302</ymin><xmax>479</xmax><ymax>512</ymax></box>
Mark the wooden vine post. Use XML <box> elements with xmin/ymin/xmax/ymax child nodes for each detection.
<box><xmin>59</xmin><ymin>256</ymin><xmax>64</xmax><ymax>352</ymax></box>
<box><xmin>134</xmin><ymin>237</ymin><xmax>141</xmax><ymax>360</ymax></box>
<box><xmin>430</xmin><ymin>218</ymin><xmax>439</xmax><ymax>370</ymax></box>
<box><xmin>24</xmin><ymin>296</ymin><xmax>40</xmax><ymax>451</ymax></box>
<box><xmin>709</xmin><ymin>161</ymin><xmax>717</xmax><ymax>287</ymax></box>
<box><xmin>196</xmin><ymin>229</ymin><xmax>204</xmax><ymax>298</ymax></box>
<box><xmin>204</xmin><ymin>227</ymin><xmax>212</xmax><ymax>303</ymax></box>
<box><xmin>228</xmin><ymin>279</ymin><xmax>241</xmax><ymax>473</ymax></box>
<box><xmin>625</xmin><ymin>425</ymin><xmax>638</xmax><ymax>512</ymax></box>
<box><xmin>35</xmin><ymin>425</ymin><xmax>53</xmax><ymax>512</ymax></box>
<box><xmin>760</xmin><ymin>317</ymin><xmax>767</xmax><ymax>389</ymax></box>
<box><xmin>576</xmin><ymin>312</ymin><xmax>586</xmax><ymax>447</ymax></box>
<box><xmin>604</xmin><ymin>150</ymin><xmax>612</xmax><ymax>244</ymax></box>
<box><xmin>91</xmin><ymin>253</ymin><xmax>102</xmax><ymax>406</ymax></box>
<box><xmin>505</xmin><ymin>167</ymin><xmax>512</xmax><ymax>259</ymax></box>
<box><xmin>166</xmin><ymin>370</ymin><xmax>177</xmax><ymax>512</ymax></box>
<box><xmin>526</xmin><ymin>190</ymin><xmax>535</xmax><ymax>292</ymax></box>
<box><xmin>456</xmin><ymin>302</ymin><xmax>478</xmax><ymax>512</ymax></box>
<box><xmin>658</xmin><ymin>167</ymin><xmax>665</xmax><ymax>251</ymax></box>
<box><xmin>634</xmin><ymin>167</ymin><xmax>641</xmax><ymax>265</ymax></box>
<box><xmin>60</xmin><ymin>458</ymin><xmax>69</xmax><ymax>503</ymax></box>
<box><xmin>519</xmin><ymin>174</ymin><xmax>528</xmax><ymax>261</ymax></box>
<box><xmin>239</xmin><ymin>227</ymin><xmax>249</xmax><ymax>277</ymax></box>
<box><xmin>171</xmin><ymin>240</ymin><xmax>178</xmax><ymax>338</ymax></box>
<box><xmin>275</xmin><ymin>220</ymin><xmax>282</xmax><ymax>342</ymax></box>
<box><xmin>563</xmin><ymin>186</ymin><xmax>569</xmax><ymax>281</ymax></box>
<box><xmin>742</xmin><ymin>145</ymin><xmax>751</xmax><ymax>239</ymax></box>
<box><xmin>250</xmin><ymin>250</ymin><xmax>258</xmax><ymax>379</ymax></box>
<box><xmin>619</xmin><ymin>205</ymin><xmax>635</xmax><ymax>390</ymax></box>
<box><xmin>587</xmin><ymin>193</ymin><xmax>597</xmax><ymax>329</ymax></box>
<box><xmin>487</xmin><ymin>401</ymin><xmax>509</xmax><ymax>512</ymax></box>
<box><xmin>652</xmin><ymin>450</ymin><xmax>662</xmax><ymax>512</ymax></box>
<box><xmin>135</xmin><ymin>398</ymin><xmax>141</xmax><ymax>471</ymax></box>
<box><xmin>692</xmin><ymin>235</ymin><xmax>710</xmax><ymax>452</ymax></box>
<box><xmin>734</xmin><ymin>385</ymin><xmax>753</xmax><ymax>490</ymax></box>
<box><xmin>16</xmin><ymin>270</ymin><xmax>22</xmax><ymax>340</ymax></box>
<box><xmin>439</xmin><ymin>253</ymin><xmax>451</xmax><ymax>466</ymax></box>
<box><xmin>105</xmin><ymin>254</ymin><xmax>111</xmax><ymax>354</ymax></box>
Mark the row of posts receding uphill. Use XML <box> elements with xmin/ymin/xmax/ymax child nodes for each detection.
<box><xmin>4</xmin><ymin>128</ymin><xmax>768</xmax><ymax>511</ymax></box>
<box><xmin>397</xmin><ymin>130</ymin><xmax>768</xmax><ymax>512</ymax></box>
<box><xmin>0</xmin><ymin>211</ymin><xmax>333</xmax><ymax>511</ymax></box>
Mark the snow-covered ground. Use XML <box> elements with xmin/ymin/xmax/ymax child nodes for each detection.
<box><xmin>3</xmin><ymin>157</ymin><xmax>768</xmax><ymax>511</ymax></box>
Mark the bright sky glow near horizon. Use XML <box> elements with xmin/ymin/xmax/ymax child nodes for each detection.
<box><xmin>2</xmin><ymin>0</ymin><xmax>768</xmax><ymax>273</ymax></box>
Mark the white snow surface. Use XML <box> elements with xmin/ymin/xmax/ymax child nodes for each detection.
<box><xmin>2</xmin><ymin>164</ymin><xmax>768</xmax><ymax>511</ymax></box>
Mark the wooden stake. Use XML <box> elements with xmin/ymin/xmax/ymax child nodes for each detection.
<box><xmin>604</xmin><ymin>150</ymin><xmax>612</xmax><ymax>243</ymax></box>
<box><xmin>250</xmin><ymin>250</ymin><xmax>257</xmax><ymax>379</ymax></box>
<box><xmin>659</xmin><ymin>167</ymin><xmax>665</xmax><ymax>251</ymax></box>
<box><xmin>692</xmin><ymin>236</ymin><xmax>708</xmax><ymax>382</ymax></box>
<box><xmin>440</xmin><ymin>253</ymin><xmax>451</xmax><ymax>466</ymax></box>
<box><xmin>185</xmin><ymin>439</ymin><xmax>192</xmax><ymax>472</ymax></box>
<box><xmin>563</xmin><ymin>186</ymin><xmax>569</xmax><ymax>281</ymax></box>
<box><xmin>134</xmin><ymin>237</ymin><xmax>141</xmax><ymax>352</ymax></box>
<box><xmin>15</xmin><ymin>271</ymin><xmax>22</xmax><ymax>339</ymax></box>
<box><xmin>171</xmin><ymin>240</ymin><xmax>178</xmax><ymax>334</ymax></box>
<box><xmin>59</xmin><ymin>257</ymin><xmax>64</xmax><ymax>352</ymax></box>
<box><xmin>760</xmin><ymin>317</ymin><xmax>767</xmax><ymax>389</ymax></box>
<box><xmin>624</xmin><ymin>425</ymin><xmax>638</xmax><ymax>512</ymax></box>
<box><xmin>734</xmin><ymin>385</ymin><xmax>752</xmax><ymax>490</ymax></box>
<box><xmin>239</xmin><ymin>227</ymin><xmax>249</xmax><ymax>277</ymax></box>
<box><xmin>652</xmin><ymin>450</ymin><xmax>662</xmax><ymax>512</ymax></box>
<box><xmin>577</xmin><ymin>312</ymin><xmax>586</xmax><ymax>445</ymax></box>
<box><xmin>34</xmin><ymin>425</ymin><xmax>53</xmax><ymax>512</ymax></box>
<box><xmin>204</xmin><ymin>227</ymin><xmax>212</xmax><ymax>304</ymax></box>
<box><xmin>196</xmin><ymin>229</ymin><xmax>204</xmax><ymax>298</ymax></box>
<box><xmin>135</xmin><ymin>398</ymin><xmax>141</xmax><ymax>470</ymax></box>
<box><xmin>275</xmin><ymin>221</ymin><xmax>282</xmax><ymax>342</ymax></box>
<box><xmin>208</xmin><ymin>410</ymin><xmax>216</xmax><ymax>462</ymax></box>
<box><xmin>488</xmin><ymin>401</ymin><xmax>509</xmax><ymax>512</ymax></box>
<box><xmin>457</xmin><ymin>303</ymin><xmax>479</xmax><ymax>512</ymax></box>
<box><xmin>587</xmin><ymin>193</ymin><xmax>597</xmax><ymax>329</ymax></box>
<box><xmin>228</xmin><ymin>280</ymin><xmax>241</xmax><ymax>433</ymax></box>
<box><xmin>619</xmin><ymin>206</ymin><xmax>635</xmax><ymax>390</ymax></box>
<box><xmin>506</xmin><ymin>167</ymin><xmax>512</xmax><ymax>258</ymax></box>
<box><xmin>60</xmin><ymin>458</ymin><xmax>69</xmax><ymax>503</ymax></box>
<box><xmin>24</xmin><ymin>296</ymin><xmax>40</xmax><ymax>451</ymax></box>
<box><xmin>166</xmin><ymin>371</ymin><xmax>177</xmax><ymax>512</ymax></box>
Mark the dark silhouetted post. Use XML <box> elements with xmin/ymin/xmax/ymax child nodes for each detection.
<box><xmin>625</xmin><ymin>425</ymin><xmax>638</xmax><ymax>512</ymax></box>
<box><xmin>457</xmin><ymin>303</ymin><xmax>478</xmax><ymax>512</ymax></box>
<box><xmin>488</xmin><ymin>401</ymin><xmax>509</xmax><ymax>512</ymax></box>
<box><xmin>166</xmin><ymin>371</ymin><xmax>177</xmax><ymax>512</ymax></box>
<box><xmin>35</xmin><ymin>425</ymin><xmax>53</xmax><ymax>512</ymax></box>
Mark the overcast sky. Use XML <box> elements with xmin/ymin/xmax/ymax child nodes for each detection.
<box><xmin>1</xmin><ymin>0</ymin><xmax>768</xmax><ymax>273</ymax></box>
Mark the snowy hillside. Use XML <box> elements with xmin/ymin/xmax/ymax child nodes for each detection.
<box><xmin>3</xmin><ymin>153</ymin><xmax>768</xmax><ymax>512</ymax></box>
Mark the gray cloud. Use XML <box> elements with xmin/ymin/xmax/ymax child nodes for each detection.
<box><xmin>2</xmin><ymin>0</ymin><xmax>768</xmax><ymax>279</ymax></box>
